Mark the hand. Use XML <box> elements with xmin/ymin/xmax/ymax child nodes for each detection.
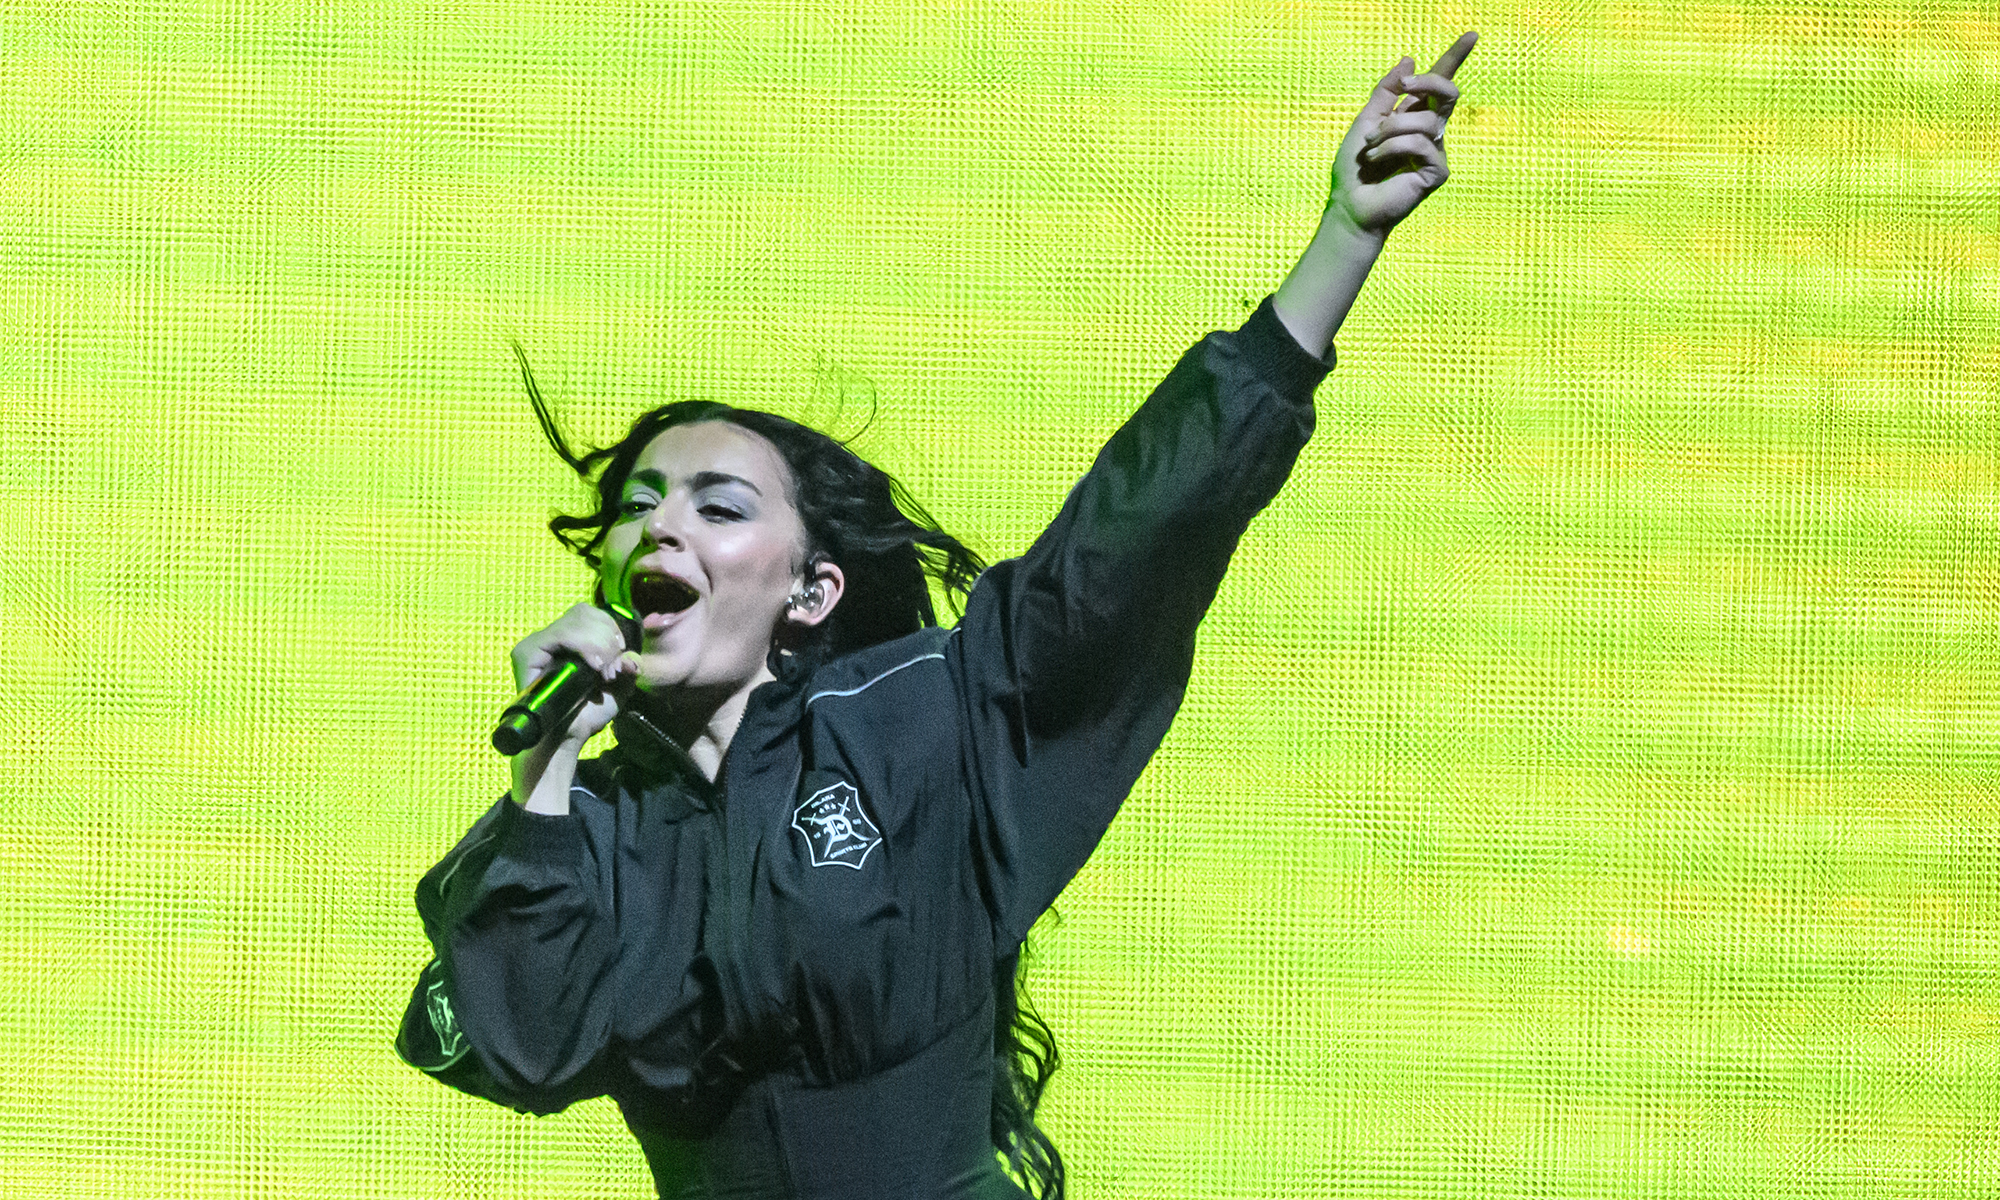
<box><xmin>1325</xmin><ymin>31</ymin><xmax>1477</xmax><ymax>236</ymax></box>
<box><xmin>509</xmin><ymin>602</ymin><xmax>639</xmax><ymax>747</ymax></box>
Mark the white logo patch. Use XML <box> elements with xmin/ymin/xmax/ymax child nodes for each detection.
<box><xmin>791</xmin><ymin>780</ymin><xmax>883</xmax><ymax>870</ymax></box>
<box><xmin>425</xmin><ymin>971</ymin><xmax>465</xmax><ymax>1060</ymax></box>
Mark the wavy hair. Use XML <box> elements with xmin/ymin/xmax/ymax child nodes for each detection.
<box><xmin>513</xmin><ymin>344</ymin><xmax>1066</xmax><ymax>1198</ymax></box>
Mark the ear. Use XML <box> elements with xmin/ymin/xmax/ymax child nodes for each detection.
<box><xmin>784</xmin><ymin>559</ymin><xmax>846</xmax><ymax>629</ymax></box>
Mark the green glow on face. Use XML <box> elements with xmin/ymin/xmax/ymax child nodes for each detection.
<box><xmin>3</xmin><ymin>0</ymin><xmax>1995</xmax><ymax>1195</ymax></box>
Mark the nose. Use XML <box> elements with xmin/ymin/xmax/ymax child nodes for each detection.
<box><xmin>641</xmin><ymin>495</ymin><xmax>686</xmax><ymax>549</ymax></box>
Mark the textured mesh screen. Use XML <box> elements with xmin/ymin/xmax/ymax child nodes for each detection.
<box><xmin>3</xmin><ymin>1</ymin><xmax>1997</xmax><ymax>1195</ymax></box>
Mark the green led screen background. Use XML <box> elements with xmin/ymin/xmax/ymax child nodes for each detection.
<box><xmin>3</xmin><ymin>0</ymin><xmax>1997</xmax><ymax>1195</ymax></box>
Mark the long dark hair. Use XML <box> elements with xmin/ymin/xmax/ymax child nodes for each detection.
<box><xmin>513</xmin><ymin>344</ymin><xmax>1066</xmax><ymax>1198</ymax></box>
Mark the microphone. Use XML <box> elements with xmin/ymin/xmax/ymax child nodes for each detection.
<box><xmin>491</xmin><ymin>589</ymin><xmax>642</xmax><ymax>756</ymax></box>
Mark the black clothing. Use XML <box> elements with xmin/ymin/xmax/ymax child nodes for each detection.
<box><xmin>396</xmin><ymin>294</ymin><xmax>1333</xmax><ymax>1197</ymax></box>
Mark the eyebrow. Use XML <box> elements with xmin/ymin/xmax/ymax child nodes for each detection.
<box><xmin>626</xmin><ymin>468</ymin><xmax>763</xmax><ymax>497</ymax></box>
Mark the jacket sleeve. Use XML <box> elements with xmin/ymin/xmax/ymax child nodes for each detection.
<box><xmin>394</xmin><ymin>779</ymin><xmax>624</xmax><ymax>1115</ymax></box>
<box><xmin>953</xmin><ymin>294</ymin><xmax>1333</xmax><ymax>948</ymax></box>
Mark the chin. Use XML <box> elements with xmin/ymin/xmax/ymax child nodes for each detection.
<box><xmin>633</xmin><ymin>651</ymin><xmax>759</xmax><ymax>699</ymax></box>
<box><xmin>631</xmin><ymin>647</ymin><xmax>693</xmax><ymax>691</ymax></box>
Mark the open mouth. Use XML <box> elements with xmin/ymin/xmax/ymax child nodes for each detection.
<box><xmin>629</xmin><ymin>573</ymin><xmax>699</xmax><ymax>617</ymax></box>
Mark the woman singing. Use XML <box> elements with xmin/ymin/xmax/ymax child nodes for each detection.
<box><xmin>396</xmin><ymin>35</ymin><xmax>1475</xmax><ymax>1199</ymax></box>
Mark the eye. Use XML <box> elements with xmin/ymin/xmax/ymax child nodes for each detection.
<box><xmin>699</xmin><ymin>503</ymin><xmax>744</xmax><ymax>521</ymax></box>
<box><xmin>617</xmin><ymin>496</ymin><xmax>657</xmax><ymax>518</ymax></box>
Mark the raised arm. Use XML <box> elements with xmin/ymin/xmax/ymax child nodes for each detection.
<box><xmin>957</xmin><ymin>35</ymin><xmax>1478</xmax><ymax>944</ymax></box>
<box><xmin>953</xmin><ymin>290</ymin><xmax>1336</xmax><ymax>945</ymax></box>
<box><xmin>1274</xmin><ymin>32</ymin><xmax>1476</xmax><ymax>358</ymax></box>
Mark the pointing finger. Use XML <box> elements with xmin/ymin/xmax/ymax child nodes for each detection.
<box><xmin>1430</xmin><ymin>30</ymin><xmax>1478</xmax><ymax>80</ymax></box>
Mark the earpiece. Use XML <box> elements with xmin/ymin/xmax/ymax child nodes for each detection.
<box><xmin>787</xmin><ymin>584</ymin><xmax>821</xmax><ymax>614</ymax></box>
<box><xmin>787</xmin><ymin>555</ymin><xmax>839</xmax><ymax>619</ymax></box>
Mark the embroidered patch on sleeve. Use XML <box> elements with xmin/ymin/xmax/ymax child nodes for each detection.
<box><xmin>426</xmin><ymin>970</ymin><xmax>466</xmax><ymax>1060</ymax></box>
<box><xmin>790</xmin><ymin>779</ymin><xmax>883</xmax><ymax>870</ymax></box>
<box><xmin>395</xmin><ymin>957</ymin><xmax>470</xmax><ymax>1073</ymax></box>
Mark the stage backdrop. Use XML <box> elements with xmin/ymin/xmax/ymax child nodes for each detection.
<box><xmin>2</xmin><ymin>0</ymin><xmax>1995</xmax><ymax>1196</ymax></box>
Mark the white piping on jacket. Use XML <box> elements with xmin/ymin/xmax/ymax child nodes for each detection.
<box><xmin>434</xmin><ymin>830</ymin><xmax>497</xmax><ymax>893</ymax></box>
<box><xmin>805</xmin><ymin>651</ymin><xmax>945</xmax><ymax>707</ymax></box>
<box><xmin>434</xmin><ymin>780</ymin><xmax>597</xmax><ymax>892</ymax></box>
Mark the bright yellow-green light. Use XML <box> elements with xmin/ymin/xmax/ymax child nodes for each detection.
<box><xmin>2</xmin><ymin>0</ymin><xmax>1996</xmax><ymax>1195</ymax></box>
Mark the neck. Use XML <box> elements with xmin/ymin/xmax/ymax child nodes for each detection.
<box><xmin>631</xmin><ymin>665</ymin><xmax>778</xmax><ymax>782</ymax></box>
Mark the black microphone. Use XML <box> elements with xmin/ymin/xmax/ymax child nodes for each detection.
<box><xmin>491</xmin><ymin>589</ymin><xmax>642</xmax><ymax>756</ymax></box>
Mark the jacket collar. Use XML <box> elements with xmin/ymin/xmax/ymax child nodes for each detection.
<box><xmin>609</xmin><ymin>707</ymin><xmax>714</xmax><ymax>805</ymax></box>
<box><xmin>608</xmin><ymin>671</ymin><xmax>809</xmax><ymax>807</ymax></box>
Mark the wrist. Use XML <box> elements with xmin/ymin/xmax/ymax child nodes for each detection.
<box><xmin>1319</xmin><ymin>204</ymin><xmax>1391</xmax><ymax>249</ymax></box>
<box><xmin>1272</xmin><ymin>210</ymin><xmax>1389</xmax><ymax>359</ymax></box>
<box><xmin>511</xmin><ymin>736</ymin><xmax>585</xmax><ymax>815</ymax></box>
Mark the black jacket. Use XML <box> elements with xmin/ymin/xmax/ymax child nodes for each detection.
<box><xmin>396</xmin><ymin>295</ymin><xmax>1332</xmax><ymax>1197</ymax></box>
